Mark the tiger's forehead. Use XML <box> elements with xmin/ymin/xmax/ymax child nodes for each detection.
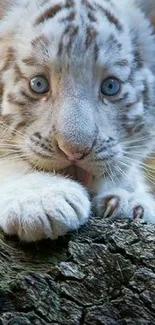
<box><xmin>32</xmin><ymin>0</ymin><xmax>123</xmax><ymax>30</ymax></box>
<box><xmin>16</xmin><ymin>0</ymin><xmax>130</xmax><ymax>69</ymax></box>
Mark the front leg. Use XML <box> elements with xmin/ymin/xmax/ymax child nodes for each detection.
<box><xmin>93</xmin><ymin>171</ymin><xmax>155</xmax><ymax>224</ymax></box>
<box><xmin>0</xmin><ymin>160</ymin><xmax>90</xmax><ymax>241</ymax></box>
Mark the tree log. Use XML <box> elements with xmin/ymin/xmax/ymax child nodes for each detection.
<box><xmin>0</xmin><ymin>216</ymin><xmax>155</xmax><ymax>324</ymax></box>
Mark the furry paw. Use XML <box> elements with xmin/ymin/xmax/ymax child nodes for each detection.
<box><xmin>0</xmin><ymin>173</ymin><xmax>90</xmax><ymax>241</ymax></box>
<box><xmin>93</xmin><ymin>189</ymin><xmax>155</xmax><ymax>224</ymax></box>
<box><xmin>129</xmin><ymin>193</ymin><xmax>155</xmax><ymax>224</ymax></box>
<box><xmin>93</xmin><ymin>188</ymin><xmax>130</xmax><ymax>219</ymax></box>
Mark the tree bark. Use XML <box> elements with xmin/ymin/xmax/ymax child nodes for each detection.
<box><xmin>0</xmin><ymin>216</ymin><xmax>155</xmax><ymax>324</ymax></box>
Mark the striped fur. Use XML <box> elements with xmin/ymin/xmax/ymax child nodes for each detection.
<box><xmin>0</xmin><ymin>0</ymin><xmax>155</xmax><ymax>241</ymax></box>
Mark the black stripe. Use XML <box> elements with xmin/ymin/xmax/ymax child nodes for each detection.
<box><xmin>96</xmin><ymin>4</ymin><xmax>123</xmax><ymax>32</ymax></box>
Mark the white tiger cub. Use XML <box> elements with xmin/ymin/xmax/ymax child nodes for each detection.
<box><xmin>0</xmin><ymin>0</ymin><xmax>155</xmax><ymax>241</ymax></box>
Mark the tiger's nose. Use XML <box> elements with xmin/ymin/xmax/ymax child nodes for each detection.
<box><xmin>58</xmin><ymin>144</ymin><xmax>92</xmax><ymax>162</ymax></box>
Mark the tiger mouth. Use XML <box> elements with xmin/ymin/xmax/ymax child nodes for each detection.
<box><xmin>58</xmin><ymin>165</ymin><xmax>93</xmax><ymax>188</ymax></box>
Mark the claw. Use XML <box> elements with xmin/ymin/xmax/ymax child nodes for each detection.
<box><xmin>104</xmin><ymin>203</ymin><xmax>114</xmax><ymax>218</ymax></box>
<box><xmin>104</xmin><ymin>197</ymin><xmax>119</xmax><ymax>218</ymax></box>
<box><xmin>133</xmin><ymin>205</ymin><xmax>144</xmax><ymax>219</ymax></box>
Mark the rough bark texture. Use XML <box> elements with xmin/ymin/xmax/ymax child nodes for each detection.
<box><xmin>0</xmin><ymin>215</ymin><xmax>155</xmax><ymax>324</ymax></box>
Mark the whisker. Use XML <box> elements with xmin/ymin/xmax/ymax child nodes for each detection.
<box><xmin>107</xmin><ymin>161</ymin><xmax>117</xmax><ymax>187</ymax></box>
<box><xmin>123</xmin><ymin>153</ymin><xmax>155</xmax><ymax>165</ymax></box>
<box><xmin>106</xmin><ymin>167</ymin><xmax>115</xmax><ymax>186</ymax></box>
<box><xmin>144</xmin><ymin>174</ymin><xmax>155</xmax><ymax>187</ymax></box>
<box><xmin>0</xmin><ymin>129</ymin><xmax>26</xmax><ymax>142</ymax></box>
<box><xmin>0</xmin><ymin>143</ymin><xmax>21</xmax><ymax>148</ymax></box>
<box><xmin>123</xmin><ymin>145</ymin><xmax>149</xmax><ymax>149</ymax></box>
<box><xmin>121</xmin><ymin>155</ymin><xmax>155</xmax><ymax>174</ymax></box>
<box><xmin>121</xmin><ymin>136</ymin><xmax>152</xmax><ymax>145</ymax></box>
<box><xmin>0</xmin><ymin>153</ymin><xmax>32</xmax><ymax>160</ymax></box>
<box><xmin>123</xmin><ymin>151</ymin><xmax>155</xmax><ymax>159</ymax></box>
<box><xmin>114</xmin><ymin>161</ymin><xmax>132</xmax><ymax>183</ymax></box>
<box><xmin>0</xmin><ymin>148</ymin><xmax>19</xmax><ymax>153</ymax></box>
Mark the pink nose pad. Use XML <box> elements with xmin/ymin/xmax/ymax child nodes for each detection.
<box><xmin>58</xmin><ymin>145</ymin><xmax>91</xmax><ymax>161</ymax></box>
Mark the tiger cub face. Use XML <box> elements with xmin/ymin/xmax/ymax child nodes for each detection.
<box><xmin>0</xmin><ymin>0</ymin><xmax>155</xmax><ymax>187</ymax></box>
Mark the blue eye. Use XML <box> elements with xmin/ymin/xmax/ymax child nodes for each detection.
<box><xmin>29</xmin><ymin>75</ymin><xmax>50</xmax><ymax>94</ymax></box>
<box><xmin>101</xmin><ymin>77</ymin><xmax>121</xmax><ymax>96</ymax></box>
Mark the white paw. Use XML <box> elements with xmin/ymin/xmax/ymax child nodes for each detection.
<box><xmin>0</xmin><ymin>173</ymin><xmax>90</xmax><ymax>241</ymax></box>
<box><xmin>94</xmin><ymin>188</ymin><xmax>155</xmax><ymax>224</ymax></box>
<box><xmin>129</xmin><ymin>193</ymin><xmax>155</xmax><ymax>224</ymax></box>
<box><xmin>93</xmin><ymin>188</ymin><xmax>130</xmax><ymax>219</ymax></box>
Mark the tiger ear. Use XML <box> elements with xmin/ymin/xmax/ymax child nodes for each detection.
<box><xmin>137</xmin><ymin>0</ymin><xmax>155</xmax><ymax>29</ymax></box>
<box><xmin>0</xmin><ymin>0</ymin><xmax>17</xmax><ymax>69</ymax></box>
<box><xmin>0</xmin><ymin>0</ymin><xmax>15</xmax><ymax>18</ymax></box>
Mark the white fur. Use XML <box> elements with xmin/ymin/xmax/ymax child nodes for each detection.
<box><xmin>93</xmin><ymin>166</ymin><xmax>155</xmax><ymax>223</ymax></box>
<box><xmin>0</xmin><ymin>166</ymin><xmax>90</xmax><ymax>241</ymax></box>
<box><xmin>0</xmin><ymin>0</ymin><xmax>155</xmax><ymax>241</ymax></box>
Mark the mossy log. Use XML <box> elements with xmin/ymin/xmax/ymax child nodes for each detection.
<box><xmin>0</xmin><ymin>215</ymin><xmax>155</xmax><ymax>324</ymax></box>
